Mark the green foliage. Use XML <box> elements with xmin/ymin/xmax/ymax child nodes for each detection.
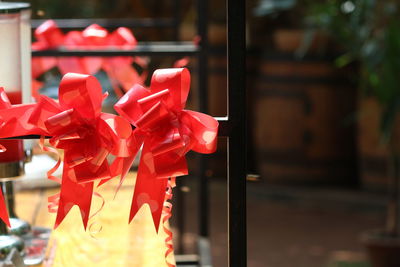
<box><xmin>253</xmin><ymin>0</ymin><xmax>297</xmax><ymax>16</ymax></box>
<box><xmin>306</xmin><ymin>0</ymin><xmax>400</xmax><ymax>142</ymax></box>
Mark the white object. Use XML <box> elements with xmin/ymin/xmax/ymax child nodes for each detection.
<box><xmin>20</xmin><ymin>8</ymin><xmax>31</xmax><ymax>104</ymax></box>
<box><xmin>0</xmin><ymin>10</ymin><xmax>21</xmax><ymax>93</ymax></box>
<box><xmin>15</xmin><ymin>154</ymin><xmax>62</xmax><ymax>190</ymax></box>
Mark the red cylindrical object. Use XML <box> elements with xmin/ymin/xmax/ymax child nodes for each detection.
<box><xmin>0</xmin><ymin>91</ymin><xmax>24</xmax><ymax>162</ymax></box>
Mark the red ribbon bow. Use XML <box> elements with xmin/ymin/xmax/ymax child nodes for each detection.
<box><xmin>34</xmin><ymin>74</ymin><xmax>134</xmax><ymax>229</ymax></box>
<box><xmin>32</xmin><ymin>20</ymin><xmax>147</xmax><ymax>99</ymax></box>
<box><xmin>0</xmin><ymin>74</ymin><xmax>134</xmax><ymax>229</ymax></box>
<box><xmin>0</xmin><ymin>68</ymin><xmax>218</xmax><ymax>236</ymax></box>
<box><xmin>0</xmin><ymin>68</ymin><xmax>217</xmax><ymax>267</ymax></box>
<box><xmin>115</xmin><ymin>68</ymin><xmax>219</xmax><ymax>230</ymax></box>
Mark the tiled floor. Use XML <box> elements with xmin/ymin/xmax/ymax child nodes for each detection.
<box><xmin>174</xmin><ymin>177</ymin><xmax>386</xmax><ymax>267</ymax></box>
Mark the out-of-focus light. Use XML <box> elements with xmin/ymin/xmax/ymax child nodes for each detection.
<box><xmin>341</xmin><ymin>1</ymin><xmax>356</xmax><ymax>13</ymax></box>
<box><xmin>37</xmin><ymin>10</ymin><xmax>45</xmax><ymax>16</ymax></box>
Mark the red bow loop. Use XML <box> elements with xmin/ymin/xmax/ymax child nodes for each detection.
<box><xmin>150</xmin><ymin>68</ymin><xmax>191</xmax><ymax>112</ymax></box>
<box><xmin>82</xmin><ymin>24</ymin><xmax>108</xmax><ymax>47</ymax></box>
<box><xmin>58</xmin><ymin>73</ymin><xmax>103</xmax><ymax>121</ymax></box>
<box><xmin>63</xmin><ymin>31</ymin><xmax>85</xmax><ymax>48</ymax></box>
<box><xmin>34</xmin><ymin>20</ymin><xmax>65</xmax><ymax>48</ymax></box>
<box><xmin>180</xmin><ymin>110</ymin><xmax>218</xmax><ymax>154</ymax></box>
<box><xmin>108</xmin><ymin>27</ymin><xmax>137</xmax><ymax>48</ymax></box>
<box><xmin>29</xmin><ymin>73</ymin><xmax>133</xmax><ymax>186</ymax></box>
<box><xmin>28</xmin><ymin>95</ymin><xmax>63</xmax><ymax>131</ymax></box>
<box><xmin>114</xmin><ymin>84</ymin><xmax>151</xmax><ymax>125</ymax></box>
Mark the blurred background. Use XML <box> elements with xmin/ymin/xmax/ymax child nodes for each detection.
<box><xmin>10</xmin><ymin>0</ymin><xmax>400</xmax><ymax>266</ymax></box>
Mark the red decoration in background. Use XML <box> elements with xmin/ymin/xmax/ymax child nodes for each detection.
<box><xmin>32</xmin><ymin>20</ymin><xmax>148</xmax><ymax>98</ymax></box>
<box><xmin>31</xmin><ymin>20</ymin><xmax>63</xmax><ymax>98</ymax></box>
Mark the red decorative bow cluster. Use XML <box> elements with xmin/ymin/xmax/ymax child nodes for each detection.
<box><xmin>32</xmin><ymin>20</ymin><xmax>147</xmax><ymax>99</ymax></box>
<box><xmin>0</xmin><ymin>68</ymin><xmax>218</xmax><ymax>233</ymax></box>
<box><xmin>115</xmin><ymin>68</ymin><xmax>218</xmax><ymax>229</ymax></box>
<box><xmin>0</xmin><ymin>69</ymin><xmax>217</xmax><ymax>266</ymax></box>
<box><xmin>0</xmin><ymin>74</ymin><xmax>135</xmax><ymax>229</ymax></box>
<box><xmin>32</xmin><ymin>74</ymin><xmax>137</xmax><ymax>229</ymax></box>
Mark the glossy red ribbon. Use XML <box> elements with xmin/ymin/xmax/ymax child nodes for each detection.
<box><xmin>114</xmin><ymin>68</ymin><xmax>219</xmax><ymax>231</ymax></box>
<box><xmin>0</xmin><ymin>87</ymin><xmax>12</xmax><ymax>226</ymax></box>
<box><xmin>0</xmin><ymin>86</ymin><xmax>48</xmax><ymax>226</ymax></box>
<box><xmin>32</xmin><ymin>20</ymin><xmax>147</xmax><ymax>98</ymax></box>
<box><xmin>0</xmin><ymin>68</ymin><xmax>218</xmax><ymax>262</ymax></box>
<box><xmin>36</xmin><ymin>74</ymin><xmax>135</xmax><ymax>229</ymax></box>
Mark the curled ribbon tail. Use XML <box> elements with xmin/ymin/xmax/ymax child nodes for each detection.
<box><xmin>39</xmin><ymin>136</ymin><xmax>62</xmax><ymax>184</ymax></box>
<box><xmin>162</xmin><ymin>177</ymin><xmax>176</xmax><ymax>267</ymax></box>
<box><xmin>88</xmin><ymin>191</ymin><xmax>105</xmax><ymax>238</ymax></box>
<box><xmin>48</xmin><ymin>193</ymin><xmax>60</xmax><ymax>214</ymax></box>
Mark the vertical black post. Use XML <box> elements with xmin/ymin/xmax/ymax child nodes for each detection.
<box><xmin>197</xmin><ymin>0</ymin><xmax>209</xmax><ymax>238</ymax></box>
<box><xmin>227</xmin><ymin>0</ymin><xmax>247</xmax><ymax>266</ymax></box>
<box><xmin>0</xmin><ymin>186</ymin><xmax>8</xmax><ymax>235</ymax></box>
<box><xmin>3</xmin><ymin>182</ymin><xmax>16</xmax><ymax>218</ymax></box>
<box><xmin>173</xmin><ymin>0</ymin><xmax>183</xmax><ymax>254</ymax></box>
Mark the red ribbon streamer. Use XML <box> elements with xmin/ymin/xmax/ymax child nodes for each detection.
<box><xmin>162</xmin><ymin>177</ymin><xmax>176</xmax><ymax>267</ymax></box>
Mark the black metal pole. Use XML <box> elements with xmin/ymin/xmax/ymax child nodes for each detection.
<box><xmin>197</xmin><ymin>0</ymin><xmax>209</xmax><ymax>239</ymax></box>
<box><xmin>32</xmin><ymin>42</ymin><xmax>198</xmax><ymax>57</ymax></box>
<box><xmin>3</xmin><ymin>182</ymin><xmax>16</xmax><ymax>218</ymax></box>
<box><xmin>31</xmin><ymin>18</ymin><xmax>177</xmax><ymax>30</ymax></box>
<box><xmin>0</xmin><ymin>185</ymin><xmax>8</xmax><ymax>235</ymax></box>
<box><xmin>227</xmin><ymin>0</ymin><xmax>247</xmax><ymax>266</ymax></box>
<box><xmin>173</xmin><ymin>0</ymin><xmax>184</xmax><ymax>254</ymax></box>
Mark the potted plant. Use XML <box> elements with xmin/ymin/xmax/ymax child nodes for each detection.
<box><xmin>306</xmin><ymin>1</ymin><xmax>400</xmax><ymax>266</ymax></box>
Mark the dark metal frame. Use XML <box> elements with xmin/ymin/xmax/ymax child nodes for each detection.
<box><xmin>226</xmin><ymin>1</ymin><xmax>246</xmax><ymax>266</ymax></box>
<box><xmin>31</xmin><ymin>0</ymin><xmax>246</xmax><ymax>266</ymax></box>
